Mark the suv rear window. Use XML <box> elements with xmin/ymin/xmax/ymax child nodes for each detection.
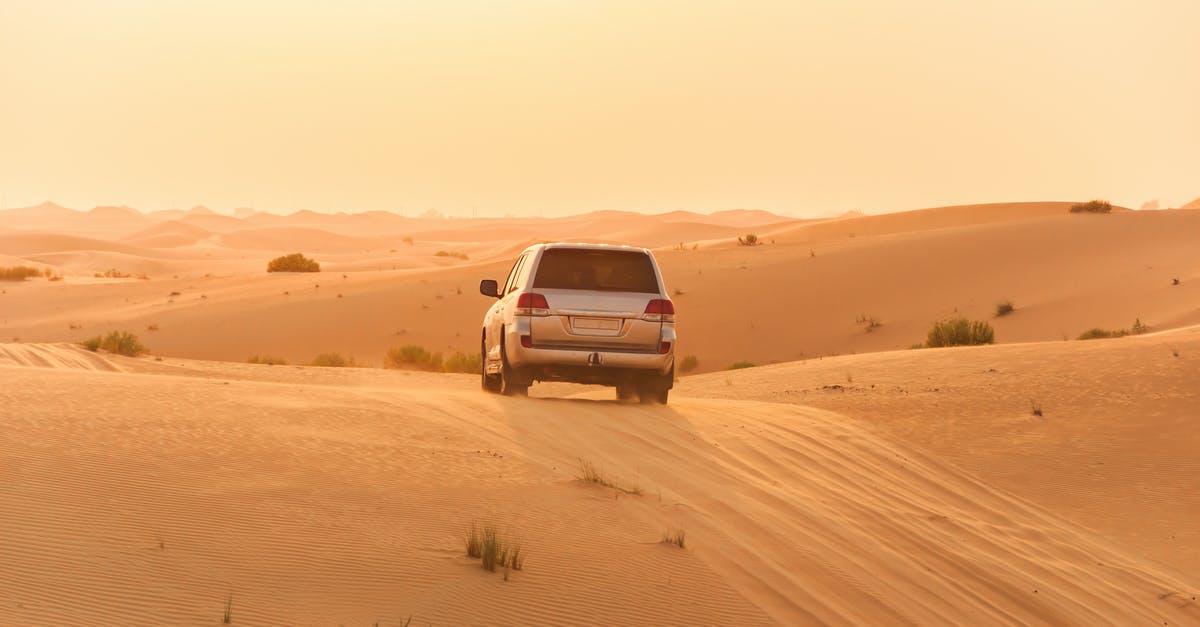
<box><xmin>532</xmin><ymin>249</ymin><xmax>660</xmax><ymax>293</ymax></box>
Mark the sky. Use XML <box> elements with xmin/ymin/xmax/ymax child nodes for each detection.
<box><xmin>1</xmin><ymin>0</ymin><xmax>1197</xmax><ymax>217</ymax></box>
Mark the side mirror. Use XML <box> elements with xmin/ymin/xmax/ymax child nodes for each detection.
<box><xmin>479</xmin><ymin>279</ymin><xmax>500</xmax><ymax>298</ymax></box>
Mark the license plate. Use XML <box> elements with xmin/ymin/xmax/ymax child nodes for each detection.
<box><xmin>572</xmin><ymin>317</ymin><xmax>620</xmax><ymax>331</ymax></box>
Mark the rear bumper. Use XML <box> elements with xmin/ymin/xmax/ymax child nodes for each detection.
<box><xmin>505</xmin><ymin>322</ymin><xmax>675</xmax><ymax>376</ymax></box>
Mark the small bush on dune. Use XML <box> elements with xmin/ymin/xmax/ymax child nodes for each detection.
<box><xmin>267</xmin><ymin>253</ymin><xmax>320</xmax><ymax>273</ymax></box>
<box><xmin>441</xmin><ymin>351</ymin><xmax>482</xmax><ymax>374</ymax></box>
<box><xmin>728</xmin><ymin>360</ymin><xmax>756</xmax><ymax>370</ymax></box>
<box><xmin>994</xmin><ymin>301</ymin><xmax>1015</xmax><ymax>317</ymax></box>
<box><xmin>1077</xmin><ymin>318</ymin><xmax>1148</xmax><ymax>340</ymax></box>
<box><xmin>1069</xmin><ymin>199</ymin><xmax>1113</xmax><ymax>213</ymax></box>
<box><xmin>679</xmin><ymin>354</ymin><xmax>699</xmax><ymax>374</ymax></box>
<box><xmin>1</xmin><ymin>266</ymin><xmax>42</xmax><ymax>281</ymax></box>
<box><xmin>383</xmin><ymin>344</ymin><xmax>481</xmax><ymax>374</ymax></box>
<box><xmin>248</xmin><ymin>355</ymin><xmax>287</xmax><ymax>365</ymax></box>
<box><xmin>435</xmin><ymin>250</ymin><xmax>469</xmax><ymax>260</ymax></box>
<box><xmin>737</xmin><ymin>234</ymin><xmax>759</xmax><ymax>246</ymax></box>
<box><xmin>81</xmin><ymin>331</ymin><xmax>146</xmax><ymax>356</ymax></box>
<box><xmin>309</xmin><ymin>352</ymin><xmax>353</xmax><ymax>367</ymax></box>
<box><xmin>926</xmin><ymin>318</ymin><xmax>994</xmax><ymax>347</ymax></box>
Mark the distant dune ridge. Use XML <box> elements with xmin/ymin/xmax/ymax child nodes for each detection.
<box><xmin>1</xmin><ymin>199</ymin><xmax>1199</xmax><ymax>624</ymax></box>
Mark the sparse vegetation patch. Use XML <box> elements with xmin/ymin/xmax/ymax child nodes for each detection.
<box><xmin>737</xmin><ymin>234</ymin><xmax>759</xmax><ymax>246</ymax></box>
<box><xmin>728</xmin><ymin>360</ymin><xmax>756</xmax><ymax>370</ymax></box>
<box><xmin>248</xmin><ymin>355</ymin><xmax>287</xmax><ymax>365</ymax></box>
<box><xmin>0</xmin><ymin>266</ymin><xmax>42</xmax><ymax>281</ymax></box>
<box><xmin>464</xmin><ymin>523</ymin><xmax>524</xmax><ymax>575</ymax></box>
<box><xmin>994</xmin><ymin>301</ymin><xmax>1015</xmax><ymax>317</ymax></box>
<box><xmin>435</xmin><ymin>250</ymin><xmax>469</xmax><ymax>260</ymax></box>
<box><xmin>267</xmin><ymin>253</ymin><xmax>320</xmax><ymax>273</ymax></box>
<box><xmin>81</xmin><ymin>330</ymin><xmax>146</xmax><ymax>356</ymax></box>
<box><xmin>1069</xmin><ymin>199</ymin><xmax>1113</xmax><ymax>213</ymax></box>
<box><xmin>383</xmin><ymin>344</ymin><xmax>481</xmax><ymax>374</ymax></box>
<box><xmin>309</xmin><ymin>352</ymin><xmax>354</xmax><ymax>367</ymax></box>
<box><xmin>925</xmin><ymin>318</ymin><xmax>994</xmax><ymax>347</ymax></box>
<box><xmin>1077</xmin><ymin>318</ymin><xmax>1149</xmax><ymax>340</ymax></box>
<box><xmin>576</xmin><ymin>458</ymin><xmax>642</xmax><ymax>495</ymax></box>
<box><xmin>661</xmin><ymin>528</ymin><xmax>686</xmax><ymax>549</ymax></box>
<box><xmin>679</xmin><ymin>354</ymin><xmax>699</xmax><ymax>374</ymax></box>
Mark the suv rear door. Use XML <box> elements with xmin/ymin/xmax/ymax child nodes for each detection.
<box><xmin>525</xmin><ymin>248</ymin><xmax>664</xmax><ymax>352</ymax></box>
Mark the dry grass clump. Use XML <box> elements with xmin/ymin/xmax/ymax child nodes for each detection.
<box><xmin>994</xmin><ymin>301</ymin><xmax>1015</xmax><ymax>317</ymax></box>
<box><xmin>678</xmin><ymin>354</ymin><xmax>699</xmax><ymax>374</ymax></box>
<box><xmin>856</xmin><ymin>314</ymin><xmax>881</xmax><ymax>331</ymax></box>
<box><xmin>464</xmin><ymin>523</ymin><xmax>524</xmax><ymax>576</ymax></box>
<box><xmin>435</xmin><ymin>250</ymin><xmax>469</xmax><ymax>260</ymax></box>
<box><xmin>222</xmin><ymin>594</ymin><xmax>233</xmax><ymax>624</ymax></box>
<box><xmin>81</xmin><ymin>330</ymin><xmax>146</xmax><ymax>356</ymax></box>
<box><xmin>93</xmin><ymin>268</ymin><xmax>147</xmax><ymax>279</ymax></box>
<box><xmin>383</xmin><ymin>344</ymin><xmax>481</xmax><ymax>374</ymax></box>
<box><xmin>661</xmin><ymin>528</ymin><xmax>686</xmax><ymax>549</ymax></box>
<box><xmin>1078</xmin><ymin>318</ymin><xmax>1149</xmax><ymax>340</ymax></box>
<box><xmin>736</xmin><ymin>234</ymin><xmax>760</xmax><ymax>246</ymax></box>
<box><xmin>0</xmin><ymin>266</ymin><xmax>42</xmax><ymax>281</ymax></box>
<box><xmin>248</xmin><ymin>355</ymin><xmax>287</xmax><ymax>365</ymax></box>
<box><xmin>1069</xmin><ymin>199</ymin><xmax>1113</xmax><ymax>213</ymax></box>
<box><xmin>309</xmin><ymin>352</ymin><xmax>355</xmax><ymax>367</ymax></box>
<box><xmin>576</xmin><ymin>458</ymin><xmax>642</xmax><ymax>495</ymax></box>
<box><xmin>727</xmin><ymin>360</ymin><xmax>756</xmax><ymax>370</ymax></box>
<box><xmin>267</xmin><ymin>252</ymin><xmax>320</xmax><ymax>272</ymax></box>
<box><xmin>925</xmin><ymin>318</ymin><xmax>994</xmax><ymax>347</ymax></box>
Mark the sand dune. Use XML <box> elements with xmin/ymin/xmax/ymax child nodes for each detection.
<box><xmin>2</xmin><ymin>342</ymin><xmax>1197</xmax><ymax>625</ymax></box>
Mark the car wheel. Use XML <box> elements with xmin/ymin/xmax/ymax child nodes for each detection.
<box><xmin>481</xmin><ymin>337</ymin><xmax>501</xmax><ymax>394</ymax></box>
<box><xmin>637</xmin><ymin>369</ymin><xmax>671</xmax><ymax>405</ymax></box>
<box><xmin>499</xmin><ymin>334</ymin><xmax>529</xmax><ymax>397</ymax></box>
<box><xmin>616</xmin><ymin>383</ymin><xmax>638</xmax><ymax>402</ymax></box>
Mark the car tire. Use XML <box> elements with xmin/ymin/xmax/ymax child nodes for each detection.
<box><xmin>637</xmin><ymin>367</ymin><xmax>672</xmax><ymax>405</ymax></box>
<box><xmin>499</xmin><ymin>334</ymin><xmax>529</xmax><ymax>397</ymax></box>
<box><xmin>616</xmin><ymin>384</ymin><xmax>638</xmax><ymax>402</ymax></box>
<box><xmin>481</xmin><ymin>337</ymin><xmax>502</xmax><ymax>394</ymax></box>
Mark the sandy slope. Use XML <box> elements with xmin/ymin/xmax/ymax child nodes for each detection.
<box><xmin>2</xmin><ymin>343</ymin><xmax>1197</xmax><ymax>626</ymax></box>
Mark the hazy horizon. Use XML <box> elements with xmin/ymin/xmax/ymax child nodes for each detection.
<box><xmin>2</xmin><ymin>1</ymin><xmax>1197</xmax><ymax>217</ymax></box>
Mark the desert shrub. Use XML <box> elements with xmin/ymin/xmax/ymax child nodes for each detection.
<box><xmin>435</xmin><ymin>250</ymin><xmax>469</xmax><ymax>260</ymax></box>
<box><xmin>925</xmin><ymin>318</ymin><xmax>994</xmax><ymax>347</ymax></box>
<box><xmin>0</xmin><ymin>266</ymin><xmax>42</xmax><ymax>281</ymax></box>
<box><xmin>737</xmin><ymin>234</ymin><xmax>759</xmax><ymax>246</ymax></box>
<box><xmin>856</xmin><ymin>314</ymin><xmax>881</xmax><ymax>331</ymax></box>
<box><xmin>1078</xmin><ymin>319</ymin><xmax>1147</xmax><ymax>340</ymax></box>
<box><xmin>384</xmin><ymin>344</ymin><xmax>442</xmax><ymax>370</ymax></box>
<box><xmin>728</xmin><ymin>360</ymin><xmax>757</xmax><ymax>370</ymax></box>
<box><xmin>82</xmin><ymin>331</ymin><xmax>146</xmax><ymax>356</ymax></box>
<box><xmin>267</xmin><ymin>253</ymin><xmax>320</xmax><ymax>273</ymax></box>
<box><xmin>248</xmin><ymin>355</ymin><xmax>287</xmax><ymax>365</ymax></box>
<box><xmin>995</xmin><ymin>301</ymin><xmax>1015</xmax><ymax>317</ymax></box>
<box><xmin>464</xmin><ymin>523</ymin><xmax>523</xmax><ymax>574</ymax></box>
<box><xmin>1078</xmin><ymin>328</ymin><xmax>1122</xmax><ymax>340</ymax></box>
<box><xmin>441</xmin><ymin>351</ymin><xmax>482</xmax><ymax>374</ymax></box>
<box><xmin>94</xmin><ymin>268</ymin><xmax>145</xmax><ymax>279</ymax></box>
<box><xmin>309</xmin><ymin>352</ymin><xmax>353</xmax><ymax>367</ymax></box>
<box><xmin>661</xmin><ymin>528</ymin><xmax>686</xmax><ymax>549</ymax></box>
<box><xmin>679</xmin><ymin>354</ymin><xmax>699</xmax><ymax>374</ymax></box>
<box><xmin>1069</xmin><ymin>200</ymin><xmax>1112</xmax><ymax>213</ymax></box>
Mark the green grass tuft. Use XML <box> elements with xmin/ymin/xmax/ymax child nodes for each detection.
<box><xmin>925</xmin><ymin>318</ymin><xmax>994</xmax><ymax>347</ymax></box>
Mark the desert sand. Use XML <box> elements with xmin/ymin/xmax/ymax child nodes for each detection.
<box><xmin>2</xmin><ymin>202</ymin><xmax>1198</xmax><ymax>625</ymax></box>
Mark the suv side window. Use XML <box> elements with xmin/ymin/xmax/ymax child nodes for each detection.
<box><xmin>503</xmin><ymin>254</ymin><xmax>527</xmax><ymax>295</ymax></box>
<box><xmin>512</xmin><ymin>251</ymin><xmax>537</xmax><ymax>292</ymax></box>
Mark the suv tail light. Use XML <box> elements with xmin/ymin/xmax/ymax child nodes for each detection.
<box><xmin>642</xmin><ymin>299</ymin><xmax>675</xmax><ymax>322</ymax></box>
<box><xmin>515</xmin><ymin>292</ymin><xmax>551</xmax><ymax>316</ymax></box>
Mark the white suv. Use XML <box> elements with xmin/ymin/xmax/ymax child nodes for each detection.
<box><xmin>479</xmin><ymin>243</ymin><xmax>676</xmax><ymax>403</ymax></box>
